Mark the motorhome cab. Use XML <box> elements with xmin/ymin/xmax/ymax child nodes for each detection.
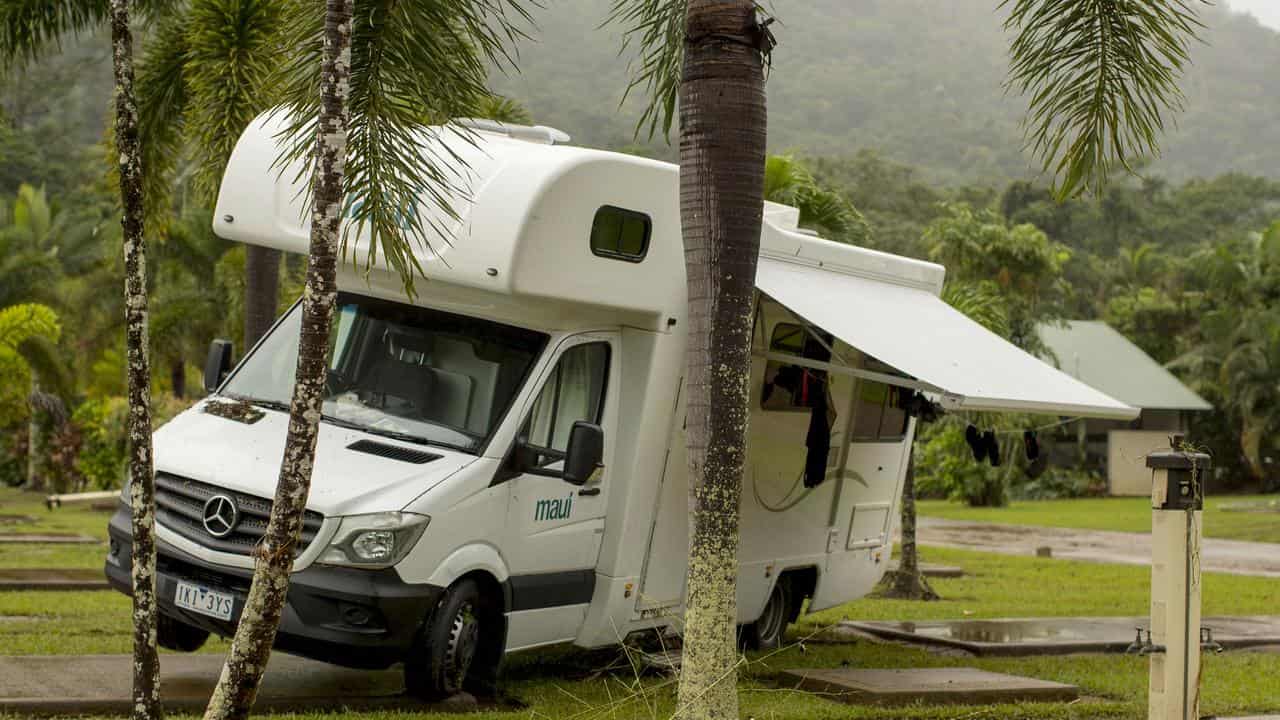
<box><xmin>104</xmin><ymin>117</ymin><xmax>1136</xmax><ymax>698</ymax></box>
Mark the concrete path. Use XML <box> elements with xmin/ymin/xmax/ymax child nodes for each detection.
<box><xmin>0</xmin><ymin>568</ymin><xmax>109</xmax><ymax>591</ymax></box>
<box><xmin>780</xmin><ymin>667</ymin><xmax>1078</xmax><ymax>706</ymax></box>
<box><xmin>0</xmin><ymin>654</ymin><xmax>499</xmax><ymax>716</ymax></box>
<box><xmin>916</xmin><ymin>517</ymin><xmax>1280</xmax><ymax>578</ymax></box>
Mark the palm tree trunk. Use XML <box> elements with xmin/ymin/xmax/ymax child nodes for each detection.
<box><xmin>674</xmin><ymin>3</ymin><xmax>767</xmax><ymax>718</ymax></box>
<box><xmin>882</xmin><ymin>452</ymin><xmax>938</xmax><ymax>600</ymax></box>
<box><xmin>26</xmin><ymin>378</ymin><xmax>42</xmax><ymax>492</ymax></box>
<box><xmin>109</xmin><ymin>0</ymin><xmax>161</xmax><ymax>717</ymax></box>
<box><xmin>202</xmin><ymin>2</ymin><xmax>351</xmax><ymax>717</ymax></box>
<box><xmin>243</xmin><ymin>246</ymin><xmax>282</xmax><ymax>348</ymax></box>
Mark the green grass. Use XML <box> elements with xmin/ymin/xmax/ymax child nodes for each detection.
<box><xmin>0</xmin><ymin>486</ymin><xmax>113</xmax><ymax>569</ymax></box>
<box><xmin>1</xmin><ymin>545</ymin><xmax>1278</xmax><ymax>718</ymax></box>
<box><xmin>918</xmin><ymin>494</ymin><xmax>1280</xmax><ymax>543</ymax></box>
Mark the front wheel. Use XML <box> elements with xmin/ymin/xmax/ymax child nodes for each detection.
<box><xmin>739</xmin><ymin>578</ymin><xmax>791</xmax><ymax>651</ymax></box>
<box><xmin>404</xmin><ymin>579</ymin><xmax>502</xmax><ymax>700</ymax></box>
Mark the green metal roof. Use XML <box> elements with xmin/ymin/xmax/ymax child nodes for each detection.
<box><xmin>1037</xmin><ymin>320</ymin><xmax>1212</xmax><ymax>412</ymax></box>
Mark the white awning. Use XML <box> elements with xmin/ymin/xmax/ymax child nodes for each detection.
<box><xmin>755</xmin><ymin>256</ymin><xmax>1138</xmax><ymax>420</ymax></box>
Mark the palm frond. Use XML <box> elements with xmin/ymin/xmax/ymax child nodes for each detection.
<box><xmin>608</xmin><ymin>0</ymin><xmax>686</xmax><ymax>140</ymax></box>
<box><xmin>1002</xmin><ymin>0</ymin><xmax>1206</xmax><ymax>198</ymax></box>
<box><xmin>0</xmin><ymin>0</ymin><xmax>108</xmax><ymax>68</ymax></box>
<box><xmin>185</xmin><ymin>0</ymin><xmax>286</xmax><ymax>203</ymax></box>
<box><xmin>472</xmin><ymin>94</ymin><xmax>533</xmax><ymax>125</ymax></box>
<box><xmin>272</xmin><ymin>0</ymin><xmax>532</xmax><ymax>297</ymax></box>
<box><xmin>134</xmin><ymin>11</ymin><xmax>191</xmax><ymax>228</ymax></box>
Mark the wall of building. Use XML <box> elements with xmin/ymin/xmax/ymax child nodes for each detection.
<box><xmin>1108</xmin><ymin>430</ymin><xmax>1175</xmax><ymax>496</ymax></box>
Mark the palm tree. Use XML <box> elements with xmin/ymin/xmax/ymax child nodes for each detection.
<box><xmin>763</xmin><ymin>154</ymin><xmax>869</xmax><ymax>245</ymax></box>
<box><xmin>613</xmin><ymin>1</ymin><xmax>1203</xmax><ymax>716</ymax></box>
<box><xmin>199</xmin><ymin>1</ymin><xmax>531</xmax><ymax>715</ymax></box>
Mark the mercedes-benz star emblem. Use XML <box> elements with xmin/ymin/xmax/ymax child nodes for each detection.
<box><xmin>202</xmin><ymin>495</ymin><xmax>239</xmax><ymax>538</ymax></box>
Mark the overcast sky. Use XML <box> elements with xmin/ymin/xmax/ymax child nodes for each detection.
<box><xmin>1225</xmin><ymin>0</ymin><xmax>1280</xmax><ymax>30</ymax></box>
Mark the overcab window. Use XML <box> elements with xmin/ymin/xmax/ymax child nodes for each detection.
<box><xmin>590</xmin><ymin>206</ymin><xmax>650</xmax><ymax>262</ymax></box>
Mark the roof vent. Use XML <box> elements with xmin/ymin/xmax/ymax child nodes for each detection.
<box><xmin>346</xmin><ymin>440</ymin><xmax>441</xmax><ymax>465</ymax></box>
<box><xmin>455</xmin><ymin>118</ymin><xmax>571</xmax><ymax>145</ymax></box>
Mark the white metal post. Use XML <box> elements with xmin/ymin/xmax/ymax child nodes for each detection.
<box><xmin>1144</xmin><ymin>444</ymin><xmax>1209</xmax><ymax>720</ymax></box>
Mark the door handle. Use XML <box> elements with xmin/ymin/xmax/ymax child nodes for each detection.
<box><xmin>578</xmin><ymin>487</ymin><xmax>601</xmax><ymax>497</ymax></box>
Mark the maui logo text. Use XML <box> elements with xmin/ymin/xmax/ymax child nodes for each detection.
<box><xmin>534</xmin><ymin>494</ymin><xmax>573</xmax><ymax>522</ymax></box>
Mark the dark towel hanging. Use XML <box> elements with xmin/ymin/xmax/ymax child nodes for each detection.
<box><xmin>804</xmin><ymin>371</ymin><xmax>831</xmax><ymax>488</ymax></box>
<box><xmin>966</xmin><ymin>424</ymin><xmax>986</xmax><ymax>462</ymax></box>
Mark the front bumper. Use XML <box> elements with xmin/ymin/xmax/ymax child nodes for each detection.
<box><xmin>105</xmin><ymin>505</ymin><xmax>444</xmax><ymax>669</ymax></box>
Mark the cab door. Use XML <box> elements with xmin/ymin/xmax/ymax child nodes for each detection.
<box><xmin>499</xmin><ymin>333</ymin><xmax>617</xmax><ymax>649</ymax></box>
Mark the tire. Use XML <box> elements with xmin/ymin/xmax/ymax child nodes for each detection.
<box><xmin>157</xmin><ymin>613</ymin><xmax>210</xmax><ymax>652</ymax></box>
<box><xmin>404</xmin><ymin>579</ymin><xmax>503</xmax><ymax>701</ymax></box>
<box><xmin>739</xmin><ymin>578</ymin><xmax>791</xmax><ymax>651</ymax></box>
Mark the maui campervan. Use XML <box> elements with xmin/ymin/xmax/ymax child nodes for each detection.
<box><xmin>104</xmin><ymin>117</ymin><xmax>1135</xmax><ymax>698</ymax></box>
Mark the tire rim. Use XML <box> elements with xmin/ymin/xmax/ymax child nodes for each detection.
<box><xmin>757</xmin><ymin>585</ymin><xmax>786</xmax><ymax>643</ymax></box>
<box><xmin>444</xmin><ymin>602</ymin><xmax>480</xmax><ymax>690</ymax></box>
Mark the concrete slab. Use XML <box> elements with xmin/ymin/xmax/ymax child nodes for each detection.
<box><xmin>0</xmin><ymin>568</ymin><xmax>109</xmax><ymax>591</ymax></box>
<box><xmin>0</xmin><ymin>514</ymin><xmax>36</xmax><ymax>525</ymax></box>
<box><xmin>0</xmin><ymin>654</ymin><xmax>509</xmax><ymax>716</ymax></box>
<box><xmin>846</xmin><ymin>616</ymin><xmax>1280</xmax><ymax>656</ymax></box>
<box><xmin>0</xmin><ymin>533</ymin><xmax>101</xmax><ymax>545</ymax></box>
<box><xmin>884</xmin><ymin>561</ymin><xmax>965</xmax><ymax>578</ymax></box>
<box><xmin>779</xmin><ymin>667</ymin><xmax>1078</xmax><ymax>706</ymax></box>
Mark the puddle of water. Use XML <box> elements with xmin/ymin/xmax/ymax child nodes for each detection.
<box><xmin>877</xmin><ymin>619</ymin><xmax>1139</xmax><ymax>644</ymax></box>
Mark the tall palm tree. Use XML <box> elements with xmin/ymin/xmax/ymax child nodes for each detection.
<box><xmin>613</xmin><ymin>1</ymin><xmax>1203</xmax><ymax>716</ymax></box>
<box><xmin>3</xmin><ymin>8</ymin><xmax>229</xmax><ymax>711</ymax></box>
<box><xmin>199</xmin><ymin>1</ymin><xmax>531</xmax><ymax>716</ymax></box>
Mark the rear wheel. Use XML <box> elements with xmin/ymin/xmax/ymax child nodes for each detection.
<box><xmin>405</xmin><ymin>579</ymin><xmax>502</xmax><ymax>700</ymax></box>
<box><xmin>739</xmin><ymin>578</ymin><xmax>791</xmax><ymax>651</ymax></box>
<box><xmin>157</xmin><ymin>613</ymin><xmax>210</xmax><ymax>652</ymax></box>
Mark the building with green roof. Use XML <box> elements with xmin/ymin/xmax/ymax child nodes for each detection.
<box><xmin>1038</xmin><ymin>320</ymin><xmax>1212</xmax><ymax>495</ymax></box>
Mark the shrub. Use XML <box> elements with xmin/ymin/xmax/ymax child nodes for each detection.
<box><xmin>72</xmin><ymin>397</ymin><xmax>129</xmax><ymax>490</ymax></box>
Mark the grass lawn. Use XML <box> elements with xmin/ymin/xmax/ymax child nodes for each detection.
<box><xmin>1</xmin><ymin>539</ymin><xmax>1278</xmax><ymax>718</ymax></box>
<box><xmin>918</xmin><ymin>494</ymin><xmax>1280</xmax><ymax>544</ymax></box>
<box><xmin>0</xmin><ymin>486</ymin><xmax>113</xmax><ymax>569</ymax></box>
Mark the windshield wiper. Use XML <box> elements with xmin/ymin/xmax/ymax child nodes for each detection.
<box><xmin>224</xmin><ymin>395</ymin><xmax>291</xmax><ymax>413</ymax></box>
<box><xmin>320</xmin><ymin>413</ymin><xmax>438</xmax><ymax>448</ymax></box>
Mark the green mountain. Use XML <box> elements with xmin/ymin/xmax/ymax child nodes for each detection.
<box><xmin>490</xmin><ymin>0</ymin><xmax>1280</xmax><ymax>185</ymax></box>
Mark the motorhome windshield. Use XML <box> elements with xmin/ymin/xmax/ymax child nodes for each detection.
<box><xmin>221</xmin><ymin>292</ymin><xmax>548</xmax><ymax>453</ymax></box>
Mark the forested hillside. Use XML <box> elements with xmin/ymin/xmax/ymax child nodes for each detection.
<box><xmin>491</xmin><ymin>0</ymin><xmax>1280</xmax><ymax>184</ymax></box>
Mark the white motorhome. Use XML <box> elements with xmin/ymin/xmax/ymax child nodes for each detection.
<box><xmin>104</xmin><ymin>117</ymin><xmax>1135</xmax><ymax>698</ymax></box>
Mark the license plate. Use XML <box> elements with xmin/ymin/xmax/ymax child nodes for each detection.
<box><xmin>174</xmin><ymin>581</ymin><xmax>235</xmax><ymax>621</ymax></box>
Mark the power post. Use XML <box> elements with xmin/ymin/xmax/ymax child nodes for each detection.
<box><xmin>1141</xmin><ymin>438</ymin><xmax>1210</xmax><ymax>720</ymax></box>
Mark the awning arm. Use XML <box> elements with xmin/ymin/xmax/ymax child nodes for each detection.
<box><xmin>753</xmin><ymin>349</ymin><xmax>947</xmax><ymax>396</ymax></box>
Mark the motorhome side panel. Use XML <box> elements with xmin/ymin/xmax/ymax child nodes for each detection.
<box><xmin>734</xmin><ymin>300</ymin><xmax>857</xmax><ymax>621</ymax></box>
<box><xmin>810</xmin><ymin>417</ymin><xmax>915</xmax><ymax>611</ymax></box>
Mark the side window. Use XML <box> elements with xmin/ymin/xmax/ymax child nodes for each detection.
<box><xmin>590</xmin><ymin>206</ymin><xmax>651</xmax><ymax>262</ymax></box>
<box><xmin>852</xmin><ymin>381</ymin><xmax>909</xmax><ymax>442</ymax></box>
<box><xmin>522</xmin><ymin>342</ymin><xmax>610</xmax><ymax>467</ymax></box>
<box><xmin>762</xmin><ymin>323</ymin><xmax>833</xmax><ymax>411</ymax></box>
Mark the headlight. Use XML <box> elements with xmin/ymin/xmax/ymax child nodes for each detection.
<box><xmin>317</xmin><ymin>512</ymin><xmax>429</xmax><ymax>568</ymax></box>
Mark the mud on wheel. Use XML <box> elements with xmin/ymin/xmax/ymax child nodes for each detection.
<box><xmin>405</xmin><ymin>578</ymin><xmax>503</xmax><ymax>700</ymax></box>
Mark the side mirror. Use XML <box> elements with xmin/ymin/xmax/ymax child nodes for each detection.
<box><xmin>203</xmin><ymin>339</ymin><xmax>234</xmax><ymax>394</ymax></box>
<box><xmin>562</xmin><ymin>421</ymin><xmax>604</xmax><ymax>486</ymax></box>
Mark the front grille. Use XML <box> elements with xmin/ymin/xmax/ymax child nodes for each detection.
<box><xmin>155</xmin><ymin>473</ymin><xmax>325</xmax><ymax>557</ymax></box>
<box><xmin>157</xmin><ymin>554</ymin><xmax>251</xmax><ymax>593</ymax></box>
